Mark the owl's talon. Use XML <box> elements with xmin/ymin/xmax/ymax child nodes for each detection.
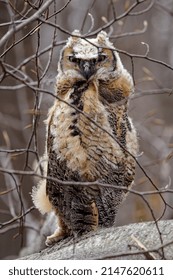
<box><xmin>45</xmin><ymin>235</ymin><xmax>62</xmax><ymax>246</ymax></box>
<box><xmin>45</xmin><ymin>229</ymin><xmax>65</xmax><ymax>246</ymax></box>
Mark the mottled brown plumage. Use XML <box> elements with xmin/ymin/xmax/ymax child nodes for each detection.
<box><xmin>32</xmin><ymin>31</ymin><xmax>138</xmax><ymax>246</ymax></box>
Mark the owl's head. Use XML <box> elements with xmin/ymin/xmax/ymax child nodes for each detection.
<box><xmin>58</xmin><ymin>31</ymin><xmax>124</xmax><ymax>81</ymax></box>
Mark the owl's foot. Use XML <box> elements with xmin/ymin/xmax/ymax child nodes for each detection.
<box><xmin>45</xmin><ymin>228</ymin><xmax>66</xmax><ymax>246</ymax></box>
<box><xmin>45</xmin><ymin>215</ymin><xmax>69</xmax><ymax>246</ymax></box>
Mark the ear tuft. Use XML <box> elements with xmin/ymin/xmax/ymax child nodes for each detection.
<box><xmin>66</xmin><ymin>30</ymin><xmax>81</xmax><ymax>47</ymax></box>
<box><xmin>96</xmin><ymin>31</ymin><xmax>114</xmax><ymax>49</ymax></box>
<box><xmin>72</xmin><ymin>29</ymin><xmax>81</xmax><ymax>36</ymax></box>
<box><xmin>96</xmin><ymin>31</ymin><xmax>109</xmax><ymax>44</ymax></box>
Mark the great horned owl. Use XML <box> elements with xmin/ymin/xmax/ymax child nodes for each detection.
<box><xmin>32</xmin><ymin>31</ymin><xmax>138</xmax><ymax>246</ymax></box>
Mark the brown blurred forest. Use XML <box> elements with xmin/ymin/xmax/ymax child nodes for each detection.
<box><xmin>0</xmin><ymin>0</ymin><xmax>173</xmax><ymax>259</ymax></box>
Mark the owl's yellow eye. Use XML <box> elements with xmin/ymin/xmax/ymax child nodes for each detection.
<box><xmin>98</xmin><ymin>54</ymin><xmax>107</xmax><ymax>62</ymax></box>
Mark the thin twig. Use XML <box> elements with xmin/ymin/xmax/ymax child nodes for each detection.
<box><xmin>0</xmin><ymin>0</ymin><xmax>55</xmax><ymax>49</ymax></box>
<box><xmin>131</xmin><ymin>235</ymin><xmax>156</xmax><ymax>260</ymax></box>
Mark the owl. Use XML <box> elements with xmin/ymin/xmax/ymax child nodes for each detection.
<box><xmin>32</xmin><ymin>31</ymin><xmax>138</xmax><ymax>246</ymax></box>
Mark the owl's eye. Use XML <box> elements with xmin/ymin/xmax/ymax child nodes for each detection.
<box><xmin>69</xmin><ymin>56</ymin><xmax>80</xmax><ymax>64</ymax></box>
<box><xmin>98</xmin><ymin>54</ymin><xmax>107</xmax><ymax>62</ymax></box>
<box><xmin>91</xmin><ymin>58</ymin><xmax>97</xmax><ymax>64</ymax></box>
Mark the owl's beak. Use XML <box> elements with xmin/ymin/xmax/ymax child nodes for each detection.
<box><xmin>79</xmin><ymin>60</ymin><xmax>96</xmax><ymax>80</ymax></box>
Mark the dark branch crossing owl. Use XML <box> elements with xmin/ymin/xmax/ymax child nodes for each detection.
<box><xmin>32</xmin><ymin>31</ymin><xmax>138</xmax><ymax>246</ymax></box>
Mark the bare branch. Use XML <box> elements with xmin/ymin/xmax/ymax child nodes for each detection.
<box><xmin>0</xmin><ymin>0</ymin><xmax>55</xmax><ymax>49</ymax></box>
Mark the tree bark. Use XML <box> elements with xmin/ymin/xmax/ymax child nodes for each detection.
<box><xmin>19</xmin><ymin>219</ymin><xmax>173</xmax><ymax>260</ymax></box>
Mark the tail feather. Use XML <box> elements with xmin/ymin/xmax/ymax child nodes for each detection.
<box><xmin>32</xmin><ymin>180</ymin><xmax>52</xmax><ymax>214</ymax></box>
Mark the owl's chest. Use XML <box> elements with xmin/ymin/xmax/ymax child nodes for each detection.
<box><xmin>49</xmin><ymin>84</ymin><xmax>124</xmax><ymax>180</ymax></box>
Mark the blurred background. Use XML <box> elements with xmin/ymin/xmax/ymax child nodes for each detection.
<box><xmin>0</xmin><ymin>0</ymin><xmax>173</xmax><ymax>259</ymax></box>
